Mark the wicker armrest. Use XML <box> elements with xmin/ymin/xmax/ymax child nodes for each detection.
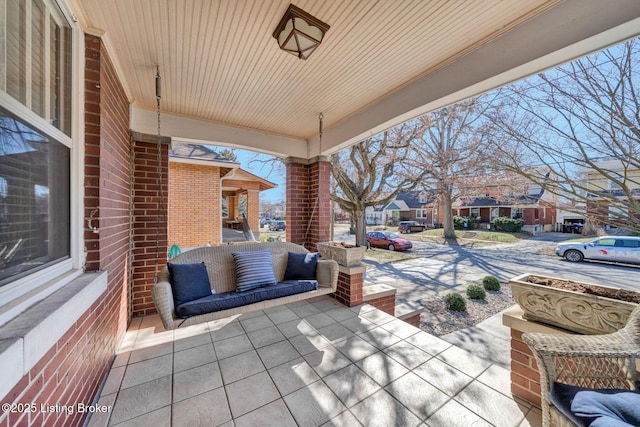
<box><xmin>151</xmin><ymin>280</ymin><xmax>177</xmax><ymax>330</ymax></box>
<box><xmin>316</xmin><ymin>259</ymin><xmax>339</xmax><ymax>291</ymax></box>
<box><xmin>524</xmin><ymin>331</ymin><xmax>640</xmax><ymax>359</ymax></box>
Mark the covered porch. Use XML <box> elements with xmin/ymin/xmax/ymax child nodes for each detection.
<box><xmin>1</xmin><ymin>1</ymin><xmax>640</xmax><ymax>426</ymax></box>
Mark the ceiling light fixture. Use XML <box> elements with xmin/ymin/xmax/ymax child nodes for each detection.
<box><xmin>273</xmin><ymin>4</ymin><xmax>330</xmax><ymax>60</ymax></box>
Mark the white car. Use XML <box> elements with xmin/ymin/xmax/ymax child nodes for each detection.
<box><xmin>555</xmin><ymin>236</ymin><xmax>640</xmax><ymax>264</ymax></box>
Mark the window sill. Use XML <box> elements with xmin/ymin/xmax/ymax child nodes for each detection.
<box><xmin>0</xmin><ymin>271</ymin><xmax>107</xmax><ymax>401</ymax></box>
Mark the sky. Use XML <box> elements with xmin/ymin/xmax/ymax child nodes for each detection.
<box><xmin>218</xmin><ymin>147</ymin><xmax>286</xmax><ymax>203</ymax></box>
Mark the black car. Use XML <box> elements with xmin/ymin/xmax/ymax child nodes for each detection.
<box><xmin>398</xmin><ymin>221</ymin><xmax>426</xmax><ymax>234</ymax></box>
<box><xmin>268</xmin><ymin>220</ymin><xmax>286</xmax><ymax>231</ymax></box>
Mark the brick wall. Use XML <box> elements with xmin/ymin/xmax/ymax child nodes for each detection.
<box><xmin>366</xmin><ymin>295</ymin><xmax>395</xmax><ymax>315</ymax></box>
<box><xmin>131</xmin><ymin>138</ymin><xmax>169</xmax><ymax>316</ymax></box>
<box><xmin>0</xmin><ymin>34</ymin><xmax>132</xmax><ymax>427</ymax></box>
<box><xmin>286</xmin><ymin>159</ymin><xmax>331</xmax><ymax>251</ymax></box>
<box><xmin>334</xmin><ymin>270</ymin><xmax>363</xmax><ymax>307</ymax></box>
<box><xmin>510</xmin><ymin>329</ymin><xmax>542</xmax><ymax>407</ymax></box>
<box><xmin>168</xmin><ymin>162</ymin><xmax>221</xmax><ymax>247</ymax></box>
<box><xmin>246</xmin><ymin>190</ymin><xmax>260</xmax><ymax>232</ymax></box>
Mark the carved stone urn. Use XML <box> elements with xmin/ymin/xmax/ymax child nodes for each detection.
<box><xmin>509</xmin><ymin>273</ymin><xmax>640</xmax><ymax>335</ymax></box>
<box><xmin>316</xmin><ymin>242</ymin><xmax>366</xmax><ymax>267</ymax></box>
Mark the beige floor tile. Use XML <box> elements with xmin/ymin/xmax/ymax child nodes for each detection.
<box><xmin>289</xmin><ymin>333</ymin><xmax>331</xmax><ymax>356</ymax></box>
<box><xmin>109</xmin><ymin>376</ymin><xmax>172</xmax><ymax>425</ymax></box>
<box><xmin>234</xmin><ymin>399</ymin><xmax>297</xmax><ymax>427</ymax></box>
<box><xmin>210</xmin><ymin>321</ymin><xmax>245</xmax><ymax>342</ymax></box>
<box><xmin>172</xmin><ymin>387</ymin><xmax>231</xmax><ymax>427</ymax></box>
<box><xmin>350</xmin><ymin>389</ymin><xmax>421</xmax><ymax>427</ymax></box>
<box><xmin>305</xmin><ymin>312</ymin><xmax>337</xmax><ymax>330</ymax></box>
<box><xmin>325</xmin><ymin>307</ymin><xmax>358</xmax><ymax>322</ymax></box>
<box><xmin>256</xmin><ymin>340</ymin><xmax>300</xmax><ymax>369</ymax></box>
<box><xmin>101</xmin><ymin>365</ymin><xmax>126</xmax><ymax>396</ymax></box>
<box><xmin>477</xmin><ymin>364</ymin><xmax>512</xmax><ymax>397</ymax></box>
<box><xmin>219</xmin><ymin>350</ymin><xmax>265</xmax><ymax>384</ymax></box>
<box><xmin>405</xmin><ymin>332</ymin><xmax>452</xmax><ymax>356</ymax></box>
<box><xmin>520</xmin><ymin>406</ymin><xmax>542</xmax><ymax>427</ymax></box>
<box><xmin>385</xmin><ymin>372</ymin><xmax>450</xmax><ymax>421</ymax></box>
<box><xmin>173</xmin><ymin>362</ymin><xmax>223</xmax><ymax>402</ymax></box>
<box><xmin>324</xmin><ymin>365</ymin><xmax>381</xmax><ymax>407</ymax></box>
<box><xmin>128</xmin><ymin>342</ymin><xmax>173</xmax><ymax>364</ymax></box>
<box><xmin>357</xmin><ymin>326</ymin><xmax>402</xmax><ymax>350</ymax></box>
<box><xmin>322</xmin><ymin>410</ymin><xmax>363</xmax><ymax>427</ymax></box>
<box><xmin>358</xmin><ymin>308</ymin><xmax>397</xmax><ymax>326</ymax></box>
<box><xmin>303</xmin><ymin>346</ymin><xmax>352</xmax><ymax>378</ymax></box>
<box><xmin>173</xmin><ymin>331</ymin><xmax>212</xmax><ymax>352</ymax></box>
<box><xmin>340</xmin><ymin>316</ymin><xmax>377</xmax><ymax>334</ymax></box>
<box><xmin>316</xmin><ymin>323</ymin><xmax>355</xmax><ymax>344</ymax></box>
<box><xmin>436</xmin><ymin>346</ymin><xmax>492</xmax><ymax>378</ymax></box>
<box><xmin>268</xmin><ymin>357</ymin><xmax>321</xmax><ymax>396</ymax></box>
<box><xmin>284</xmin><ymin>380</ymin><xmax>346</xmax><ymax>426</ymax></box>
<box><xmin>266</xmin><ymin>308</ymin><xmax>300</xmax><ymax>325</ymax></box>
<box><xmin>356</xmin><ymin>351</ymin><xmax>409</xmax><ymax>387</ymax></box>
<box><xmin>289</xmin><ymin>303</ymin><xmax>322</xmax><ymax>318</ymax></box>
<box><xmin>413</xmin><ymin>357</ymin><xmax>473</xmax><ymax>397</ymax></box>
<box><xmin>173</xmin><ymin>343</ymin><xmax>216</xmax><ymax>373</ymax></box>
<box><xmin>121</xmin><ymin>354</ymin><xmax>173</xmax><ymax>389</ymax></box>
<box><xmin>240</xmin><ymin>314</ymin><xmax>275</xmax><ymax>332</ymax></box>
<box><xmin>379</xmin><ymin>318</ymin><xmax>420</xmax><ymax>339</ymax></box>
<box><xmin>225</xmin><ymin>371</ymin><xmax>280</xmax><ymax>418</ymax></box>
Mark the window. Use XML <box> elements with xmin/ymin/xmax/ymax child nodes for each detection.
<box><xmin>221</xmin><ymin>196</ymin><xmax>228</xmax><ymax>218</ymax></box>
<box><xmin>617</xmin><ymin>239</ymin><xmax>640</xmax><ymax>248</ymax></box>
<box><xmin>416</xmin><ymin>209</ymin><xmax>427</xmax><ymax>219</ymax></box>
<box><xmin>0</xmin><ymin>1</ymin><xmax>74</xmax><ymax>294</ymax></box>
<box><xmin>595</xmin><ymin>238</ymin><xmax>616</xmax><ymax>247</ymax></box>
<box><xmin>511</xmin><ymin>208</ymin><xmax>523</xmax><ymax>219</ymax></box>
<box><xmin>470</xmin><ymin>208</ymin><xmax>480</xmax><ymax>218</ymax></box>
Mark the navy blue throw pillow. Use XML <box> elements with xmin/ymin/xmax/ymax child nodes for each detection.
<box><xmin>232</xmin><ymin>249</ymin><xmax>277</xmax><ymax>292</ymax></box>
<box><xmin>167</xmin><ymin>262</ymin><xmax>212</xmax><ymax>307</ymax></box>
<box><xmin>550</xmin><ymin>382</ymin><xmax>640</xmax><ymax>427</ymax></box>
<box><xmin>284</xmin><ymin>252</ymin><xmax>319</xmax><ymax>280</ymax></box>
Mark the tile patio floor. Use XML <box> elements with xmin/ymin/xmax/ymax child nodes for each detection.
<box><xmin>88</xmin><ymin>296</ymin><xmax>542</xmax><ymax>427</ymax></box>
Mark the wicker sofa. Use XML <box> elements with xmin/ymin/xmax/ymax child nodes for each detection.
<box><xmin>152</xmin><ymin>242</ymin><xmax>339</xmax><ymax>330</ymax></box>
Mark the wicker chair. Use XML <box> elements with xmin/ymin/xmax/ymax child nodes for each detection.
<box><xmin>523</xmin><ymin>304</ymin><xmax>640</xmax><ymax>427</ymax></box>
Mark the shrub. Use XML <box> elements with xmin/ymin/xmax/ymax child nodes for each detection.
<box><xmin>444</xmin><ymin>293</ymin><xmax>467</xmax><ymax>311</ymax></box>
<box><xmin>453</xmin><ymin>216</ymin><xmax>475</xmax><ymax>230</ymax></box>
<box><xmin>466</xmin><ymin>284</ymin><xmax>486</xmax><ymax>300</ymax></box>
<box><xmin>482</xmin><ymin>275</ymin><xmax>501</xmax><ymax>291</ymax></box>
<box><xmin>491</xmin><ymin>217</ymin><xmax>523</xmax><ymax>232</ymax></box>
<box><xmin>259</xmin><ymin>234</ymin><xmax>281</xmax><ymax>242</ymax></box>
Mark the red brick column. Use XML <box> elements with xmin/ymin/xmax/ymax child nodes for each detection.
<box><xmin>285</xmin><ymin>157</ymin><xmax>330</xmax><ymax>251</ymax></box>
<box><xmin>130</xmin><ymin>134</ymin><xmax>170</xmax><ymax>316</ymax></box>
<box><xmin>510</xmin><ymin>329</ymin><xmax>542</xmax><ymax>406</ymax></box>
<box><xmin>334</xmin><ymin>265</ymin><xmax>365</xmax><ymax>307</ymax></box>
<box><xmin>246</xmin><ymin>190</ymin><xmax>260</xmax><ymax>232</ymax></box>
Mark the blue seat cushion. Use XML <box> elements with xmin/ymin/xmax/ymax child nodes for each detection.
<box><xmin>176</xmin><ymin>280</ymin><xmax>319</xmax><ymax>318</ymax></box>
<box><xmin>284</xmin><ymin>252</ymin><xmax>319</xmax><ymax>280</ymax></box>
<box><xmin>167</xmin><ymin>262</ymin><xmax>213</xmax><ymax>307</ymax></box>
<box><xmin>550</xmin><ymin>382</ymin><xmax>640</xmax><ymax>427</ymax></box>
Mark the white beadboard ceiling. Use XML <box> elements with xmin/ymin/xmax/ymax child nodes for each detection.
<box><xmin>69</xmin><ymin>0</ymin><xmax>640</xmax><ymax>156</ymax></box>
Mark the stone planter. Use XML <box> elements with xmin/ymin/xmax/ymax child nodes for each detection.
<box><xmin>509</xmin><ymin>273</ymin><xmax>640</xmax><ymax>335</ymax></box>
<box><xmin>317</xmin><ymin>242</ymin><xmax>366</xmax><ymax>267</ymax></box>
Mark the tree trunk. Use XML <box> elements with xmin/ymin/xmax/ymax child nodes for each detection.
<box><xmin>353</xmin><ymin>210</ymin><xmax>368</xmax><ymax>247</ymax></box>
<box><xmin>441</xmin><ymin>193</ymin><xmax>456</xmax><ymax>240</ymax></box>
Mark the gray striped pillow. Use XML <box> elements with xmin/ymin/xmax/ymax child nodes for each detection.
<box><xmin>232</xmin><ymin>249</ymin><xmax>277</xmax><ymax>292</ymax></box>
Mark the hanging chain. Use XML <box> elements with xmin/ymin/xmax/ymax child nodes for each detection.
<box><xmin>154</xmin><ymin>67</ymin><xmax>163</xmax><ymax>283</ymax></box>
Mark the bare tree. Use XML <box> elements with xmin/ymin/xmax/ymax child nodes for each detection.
<box><xmin>331</xmin><ymin>123</ymin><xmax>429</xmax><ymax>247</ymax></box>
<box><xmin>487</xmin><ymin>39</ymin><xmax>640</xmax><ymax>233</ymax></box>
<box><xmin>409</xmin><ymin>98</ymin><xmax>496</xmax><ymax>239</ymax></box>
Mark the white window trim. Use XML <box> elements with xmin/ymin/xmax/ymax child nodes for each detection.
<box><xmin>0</xmin><ymin>0</ymin><xmax>85</xmax><ymax>327</ymax></box>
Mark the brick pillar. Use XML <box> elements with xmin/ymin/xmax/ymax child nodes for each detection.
<box><xmin>510</xmin><ymin>329</ymin><xmax>542</xmax><ymax>406</ymax></box>
<box><xmin>130</xmin><ymin>133</ymin><xmax>170</xmax><ymax>316</ymax></box>
<box><xmin>228</xmin><ymin>195</ymin><xmax>238</xmax><ymax>220</ymax></box>
<box><xmin>334</xmin><ymin>265</ymin><xmax>365</xmax><ymax>307</ymax></box>
<box><xmin>246</xmin><ymin>190</ymin><xmax>260</xmax><ymax>232</ymax></box>
<box><xmin>285</xmin><ymin>157</ymin><xmax>330</xmax><ymax>251</ymax></box>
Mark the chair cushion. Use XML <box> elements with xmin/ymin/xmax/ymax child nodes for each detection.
<box><xmin>284</xmin><ymin>252</ymin><xmax>319</xmax><ymax>280</ymax></box>
<box><xmin>167</xmin><ymin>262</ymin><xmax>213</xmax><ymax>307</ymax></box>
<box><xmin>232</xmin><ymin>249</ymin><xmax>278</xmax><ymax>292</ymax></box>
<box><xmin>176</xmin><ymin>280</ymin><xmax>319</xmax><ymax>318</ymax></box>
<box><xmin>550</xmin><ymin>382</ymin><xmax>640</xmax><ymax>427</ymax></box>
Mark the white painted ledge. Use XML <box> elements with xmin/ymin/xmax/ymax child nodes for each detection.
<box><xmin>0</xmin><ymin>271</ymin><xmax>108</xmax><ymax>401</ymax></box>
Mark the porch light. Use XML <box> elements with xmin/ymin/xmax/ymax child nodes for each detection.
<box><xmin>272</xmin><ymin>4</ymin><xmax>330</xmax><ymax>60</ymax></box>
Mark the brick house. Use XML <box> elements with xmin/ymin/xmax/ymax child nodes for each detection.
<box><xmin>384</xmin><ymin>190</ymin><xmax>443</xmax><ymax>226</ymax></box>
<box><xmin>0</xmin><ymin>1</ymin><xmax>637</xmax><ymax>426</ymax></box>
<box><xmin>168</xmin><ymin>142</ymin><xmax>276</xmax><ymax>247</ymax></box>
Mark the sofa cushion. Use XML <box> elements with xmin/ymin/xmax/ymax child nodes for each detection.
<box><xmin>550</xmin><ymin>382</ymin><xmax>640</xmax><ymax>427</ymax></box>
<box><xmin>176</xmin><ymin>280</ymin><xmax>318</xmax><ymax>318</ymax></box>
<box><xmin>167</xmin><ymin>262</ymin><xmax>213</xmax><ymax>307</ymax></box>
<box><xmin>284</xmin><ymin>252</ymin><xmax>319</xmax><ymax>280</ymax></box>
<box><xmin>232</xmin><ymin>249</ymin><xmax>278</xmax><ymax>292</ymax></box>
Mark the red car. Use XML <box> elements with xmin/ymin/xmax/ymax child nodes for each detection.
<box><xmin>366</xmin><ymin>231</ymin><xmax>413</xmax><ymax>251</ymax></box>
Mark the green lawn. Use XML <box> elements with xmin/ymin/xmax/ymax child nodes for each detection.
<box><xmin>401</xmin><ymin>228</ymin><xmax>524</xmax><ymax>245</ymax></box>
<box><xmin>363</xmin><ymin>247</ymin><xmax>417</xmax><ymax>264</ymax></box>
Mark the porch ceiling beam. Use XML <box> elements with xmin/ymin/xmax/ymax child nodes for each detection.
<box><xmin>130</xmin><ymin>107</ymin><xmax>307</xmax><ymax>158</ymax></box>
<box><xmin>221</xmin><ymin>180</ymin><xmax>262</xmax><ymax>191</ymax></box>
<box><xmin>310</xmin><ymin>0</ymin><xmax>640</xmax><ymax>156</ymax></box>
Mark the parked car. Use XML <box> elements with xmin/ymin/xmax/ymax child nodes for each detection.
<box><xmin>555</xmin><ymin>236</ymin><xmax>640</xmax><ymax>264</ymax></box>
<box><xmin>398</xmin><ymin>221</ymin><xmax>426</xmax><ymax>234</ymax></box>
<box><xmin>260</xmin><ymin>217</ymin><xmax>272</xmax><ymax>227</ymax></box>
<box><xmin>366</xmin><ymin>231</ymin><xmax>413</xmax><ymax>251</ymax></box>
<box><xmin>268</xmin><ymin>220</ymin><xmax>286</xmax><ymax>231</ymax></box>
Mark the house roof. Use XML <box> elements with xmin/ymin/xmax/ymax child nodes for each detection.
<box><xmin>457</xmin><ymin>195</ymin><xmax>541</xmax><ymax>208</ymax></box>
<box><xmin>169</xmin><ymin>142</ymin><xmax>240</xmax><ymax>167</ymax></box>
<box><xmin>69</xmin><ymin>0</ymin><xmax>640</xmax><ymax>158</ymax></box>
<box><xmin>393</xmin><ymin>191</ymin><xmax>437</xmax><ymax>209</ymax></box>
<box><xmin>385</xmin><ymin>200</ymin><xmax>410</xmax><ymax>211</ymax></box>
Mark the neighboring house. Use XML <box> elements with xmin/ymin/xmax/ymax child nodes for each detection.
<box><xmin>169</xmin><ymin>142</ymin><xmax>276</xmax><ymax>247</ymax></box>
<box><xmin>365</xmin><ymin>205</ymin><xmax>387</xmax><ymax>225</ymax></box>
<box><xmin>384</xmin><ymin>190</ymin><xmax>442</xmax><ymax>226</ymax></box>
<box><xmin>454</xmin><ymin>175</ymin><xmax>558</xmax><ymax>234</ymax></box>
<box><xmin>556</xmin><ymin>203</ymin><xmax>586</xmax><ymax>232</ymax></box>
<box><xmin>581</xmin><ymin>159</ymin><xmax>640</xmax><ymax>231</ymax></box>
